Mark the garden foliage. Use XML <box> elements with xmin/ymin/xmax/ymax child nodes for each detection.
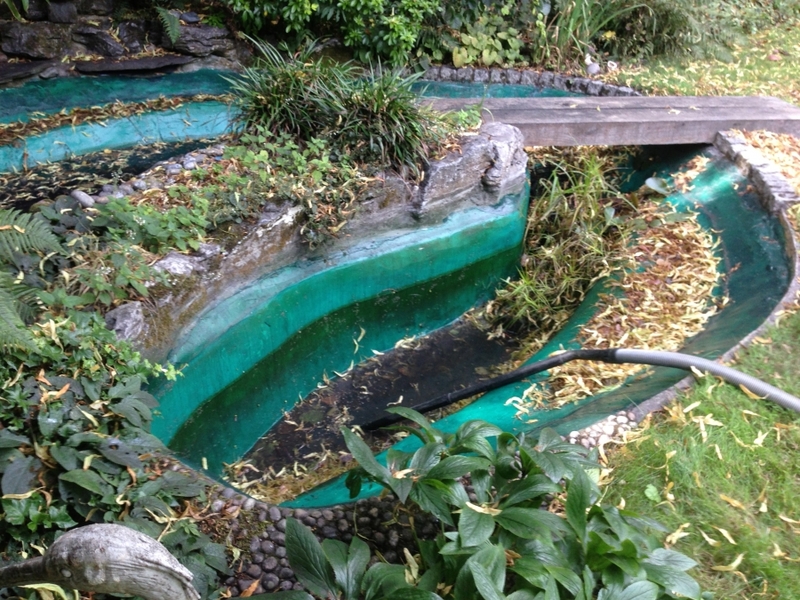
<box><xmin>268</xmin><ymin>408</ymin><xmax>702</xmax><ymax>600</ymax></box>
<box><xmin>221</xmin><ymin>0</ymin><xmax>800</xmax><ymax>67</ymax></box>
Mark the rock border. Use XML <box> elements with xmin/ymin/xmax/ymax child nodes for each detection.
<box><xmin>421</xmin><ymin>65</ymin><xmax>640</xmax><ymax>97</ymax></box>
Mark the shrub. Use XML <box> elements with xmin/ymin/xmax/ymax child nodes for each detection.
<box><xmin>227</xmin><ymin>38</ymin><xmax>357</xmax><ymax>139</ymax></box>
<box><xmin>278</xmin><ymin>408</ymin><xmax>703</xmax><ymax>600</ymax></box>
<box><xmin>228</xmin><ymin>40</ymin><xmax>448</xmax><ymax>175</ymax></box>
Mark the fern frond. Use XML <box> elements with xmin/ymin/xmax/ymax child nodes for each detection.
<box><xmin>157</xmin><ymin>7</ymin><xmax>182</xmax><ymax>46</ymax></box>
<box><xmin>0</xmin><ymin>209</ymin><xmax>61</xmax><ymax>264</ymax></box>
<box><xmin>0</xmin><ymin>273</ymin><xmax>36</xmax><ymax>351</ymax></box>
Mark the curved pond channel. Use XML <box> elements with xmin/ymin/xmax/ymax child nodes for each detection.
<box><xmin>1</xmin><ymin>71</ymin><xmax>793</xmax><ymax>508</ymax></box>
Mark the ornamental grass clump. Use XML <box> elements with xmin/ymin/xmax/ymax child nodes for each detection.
<box><xmin>228</xmin><ymin>38</ymin><xmax>447</xmax><ymax>175</ymax></box>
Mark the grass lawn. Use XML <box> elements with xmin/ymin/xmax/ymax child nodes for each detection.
<box><xmin>601</xmin><ymin>21</ymin><xmax>800</xmax><ymax>599</ymax></box>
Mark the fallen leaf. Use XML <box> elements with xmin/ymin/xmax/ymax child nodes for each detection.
<box><xmin>712</xmin><ymin>553</ymin><xmax>745</xmax><ymax>571</ymax></box>
<box><xmin>739</xmin><ymin>384</ymin><xmax>766</xmax><ymax>400</ymax></box>
<box><xmin>465</xmin><ymin>501</ymin><xmax>502</xmax><ymax>516</ymax></box>
<box><xmin>240</xmin><ymin>578</ymin><xmax>260</xmax><ymax>597</ymax></box>
<box><xmin>699</xmin><ymin>529</ymin><xmax>721</xmax><ymax>547</ymax></box>
<box><xmin>720</xmin><ymin>494</ymin><xmax>747</xmax><ymax>510</ymax></box>
<box><xmin>714</xmin><ymin>526</ymin><xmax>737</xmax><ymax>545</ymax></box>
<box><xmin>666</xmin><ymin>523</ymin><xmax>691</xmax><ymax>546</ymax></box>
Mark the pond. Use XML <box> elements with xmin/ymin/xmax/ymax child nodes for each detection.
<box><xmin>0</xmin><ymin>71</ymin><xmax>792</xmax><ymax>509</ymax></box>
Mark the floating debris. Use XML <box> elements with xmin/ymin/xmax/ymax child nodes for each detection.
<box><xmin>520</xmin><ymin>202</ymin><xmax>723</xmax><ymax>411</ymax></box>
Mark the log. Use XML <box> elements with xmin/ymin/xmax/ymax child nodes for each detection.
<box><xmin>0</xmin><ymin>524</ymin><xmax>200</xmax><ymax>600</ymax></box>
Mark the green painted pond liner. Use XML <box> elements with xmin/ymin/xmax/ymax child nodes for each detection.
<box><xmin>287</xmin><ymin>145</ymin><xmax>792</xmax><ymax>507</ymax></box>
<box><xmin>151</xmin><ymin>182</ymin><xmax>531</xmax><ymax>475</ymax></box>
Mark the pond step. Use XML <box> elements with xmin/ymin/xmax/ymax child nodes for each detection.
<box><xmin>428</xmin><ymin>96</ymin><xmax>800</xmax><ymax>146</ymax></box>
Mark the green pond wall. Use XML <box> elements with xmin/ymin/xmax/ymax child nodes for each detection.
<box><xmin>151</xmin><ymin>185</ymin><xmax>531</xmax><ymax>475</ymax></box>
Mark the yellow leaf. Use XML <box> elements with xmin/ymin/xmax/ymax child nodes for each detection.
<box><xmin>779</xmin><ymin>514</ymin><xmax>800</xmax><ymax>525</ymax></box>
<box><xmin>699</xmin><ymin>529</ymin><xmax>721</xmax><ymax>547</ymax></box>
<box><xmin>739</xmin><ymin>384</ymin><xmax>766</xmax><ymax>400</ymax></box>
<box><xmin>683</xmin><ymin>401</ymin><xmax>702</xmax><ymax>413</ymax></box>
<box><xmin>773</xmin><ymin>543</ymin><xmax>787</xmax><ymax>558</ymax></box>
<box><xmin>666</xmin><ymin>523</ymin><xmax>691</xmax><ymax>546</ymax></box>
<box><xmin>465</xmin><ymin>501</ymin><xmax>502</xmax><ymax>516</ymax></box>
<box><xmin>714</xmin><ymin>444</ymin><xmax>724</xmax><ymax>460</ymax></box>
<box><xmin>712</xmin><ymin>553</ymin><xmax>745</xmax><ymax>571</ymax></box>
<box><xmin>753</xmin><ymin>430</ymin><xmax>770</xmax><ymax>446</ymax></box>
<box><xmin>720</xmin><ymin>494</ymin><xmax>747</xmax><ymax>510</ymax></box>
<box><xmin>392</xmin><ymin>468</ymin><xmax>414</xmax><ymax>479</ymax></box>
<box><xmin>714</xmin><ymin>526</ymin><xmax>737</xmax><ymax>545</ymax></box>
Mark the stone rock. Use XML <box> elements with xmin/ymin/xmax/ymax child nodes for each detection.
<box><xmin>180</xmin><ymin>11</ymin><xmax>200</xmax><ymax>24</ymax></box>
<box><xmin>74</xmin><ymin>53</ymin><xmax>194</xmax><ymax>74</ymax></box>
<box><xmin>39</xmin><ymin>65</ymin><xmax>63</xmax><ymax>79</ymax></box>
<box><xmin>480</xmin><ymin>122</ymin><xmax>528</xmax><ymax>192</ymax></box>
<box><xmin>117</xmin><ymin>20</ymin><xmax>146</xmax><ymax>53</ymax></box>
<box><xmin>455</xmin><ymin>67</ymin><xmax>473</xmax><ymax>82</ymax></box>
<box><xmin>473</xmin><ymin>68</ymin><xmax>489</xmax><ymax>83</ymax></box>
<box><xmin>0</xmin><ymin>59</ymin><xmax>54</xmax><ymax>84</ymax></box>
<box><xmin>168</xmin><ymin>24</ymin><xmax>233</xmax><ymax>57</ymax></box>
<box><xmin>48</xmin><ymin>1</ymin><xmax>78</xmax><ymax>23</ymax></box>
<box><xmin>78</xmin><ymin>0</ymin><xmax>114</xmax><ymax>15</ymax></box>
<box><xmin>0</xmin><ymin>21</ymin><xmax>72</xmax><ymax>59</ymax></box>
<box><xmin>105</xmin><ymin>302</ymin><xmax>147</xmax><ymax>342</ymax></box>
<box><xmin>154</xmin><ymin>252</ymin><xmax>199</xmax><ymax>277</ymax></box>
<box><xmin>70</xmin><ymin>189</ymin><xmax>95</xmax><ymax>208</ymax></box>
<box><xmin>72</xmin><ymin>25</ymin><xmax>125</xmax><ymax>57</ymax></box>
<box><xmin>20</xmin><ymin>0</ymin><xmax>49</xmax><ymax>20</ymax></box>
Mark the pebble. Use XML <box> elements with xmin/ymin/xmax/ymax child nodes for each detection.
<box><xmin>70</xmin><ymin>189</ymin><xmax>95</xmax><ymax>208</ymax></box>
<box><xmin>183</xmin><ymin>159</ymin><xmax>197</xmax><ymax>170</ymax></box>
<box><xmin>180</xmin><ymin>11</ymin><xmax>201</xmax><ymax>23</ymax></box>
<box><xmin>166</xmin><ymin>164</ymin><xmax>183</xmax><ymax>176</ymax></box>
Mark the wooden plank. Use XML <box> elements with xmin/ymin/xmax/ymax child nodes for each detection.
<box><xmin>426</xmin><ymin>95</ymin><xmax>800</xmax><ymax>146</ymax></box>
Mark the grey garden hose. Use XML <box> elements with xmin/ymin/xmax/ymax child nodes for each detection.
<box><xmin>361</xmin><ymin>348</ymin><xmax>800</xmax><ymax>430</ymax></box>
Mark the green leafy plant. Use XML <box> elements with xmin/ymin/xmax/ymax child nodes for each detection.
<box><xmin>335</xmin><ymin>407</ymin><xmax>702</xmax><ymax>600</ymax></box>
<box><xmin>228</xmin><ymin>39</ymin><xmax>449</xmax><ymax>176</ymax></box>
<box><xmin>491</xmin><ymin>149</ymin><xmax>633</xmax><ymax>336</ymax></box>
<box><xmin>0</xmin><ymin>209</ymin><xmax>62</xmax><ymax>351</ymax></box>
<box><xmin>336</xmin><ymin>66</ymin><xmax>446</xmax><ymax>174</ymax></box>
<box><xmin>91</xmin><ymin>196</ymin><xmax>209</xmax><ymax>254</ymax></box>
<box><xmin>157</xmin><ymin>6</ymin><xmax>183</xmax><ymax>45</ymax></box>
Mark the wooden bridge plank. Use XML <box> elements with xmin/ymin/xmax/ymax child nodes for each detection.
<box><xmin>427</xmin><ymin>95</ymin><xmax>800</xmax><ymax>146</ymax></box>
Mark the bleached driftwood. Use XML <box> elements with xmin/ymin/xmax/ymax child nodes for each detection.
<box><xmin>0</xmin><ymin>523</ymin><xmax>200</xmax><ymax>600</ymax></box>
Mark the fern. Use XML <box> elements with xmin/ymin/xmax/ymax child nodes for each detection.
<box><xmin>0</xmin><ymin>209</ymin><xmax>61</xmax><ymax>263</ymax></box>
<box><xmin>157</xmin><ymin>7</ymin><xmax>182</xmax><ymax>46</ymax></box>
<box><xmin>0</xmin><ymin>272</ymin><xmax>36</xmax><ymax>351</ymax></box>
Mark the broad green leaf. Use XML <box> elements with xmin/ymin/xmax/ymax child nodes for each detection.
<box><xmin>642</xmin><ymin>563</ymin><xmax>701</xmax><ymax>599</ymax></box>
<box><xmin>2</xmin><ymin>455</ymin><xmax>39</xmax><ymax>495</ymax></box>
<box><xmin>285</xmin><ymin>518</ymin><xmax>337</xmax><ymax>599</ymax></box>
<box><xmin>645</xmin><ymin>548</ymin><xmax>698</xmax><ymax>571</ymax></box>
<box><xmin>248</xmin><ymin>592</ymin><xmax>314</xmax><ymax>600</ymax></box>
<box><xmin>341</xmin><ymin>427</ymin><xmax>392</xmax><ymax>487</ymax></box>
<box><xmin>59</xmin><ymin>468</ymin><xmax>112</xmax><ymax>495</ymax></box>
<box><xmin>203</xmin><ymin>542</ymin><xmax>231</xmax><ymax>574</ymax></box>
<box><xmin>0</xmin><ymin>429</ymin><xmax>29</xmax><ymax>448</ymax></box>
<box><xmin>409</xmin><ymin>442</ymin><xmax>445</xmax><ymax>478</ymax></box>
<box><xmin>470</xmin><ymin>470</ymin><xmax>492</xmax><ymax>503</ymax></box>
<box><xmin>469</xmin><ymin>545</ymin><xmax>507</xmax><ymax>592</ymax></box>
<box><xmin>323</xmin><ymin>536</ymin><xmax>370</xmax><ymax>600</ymax></box>
<box><xmin>97</xmin><ymin>437</ymin><xmax>142</xmax><ymax>468</ymax></box>
<box><xmin>644</xmin><ymin>484</ymin><xmax>661</xmax><ymax>503</ymax></box>
<box><xmin>495</xmin><ymin>507</ymin><xmax>567</xmax><ymax>539</ymax></box>
<box><xmin>363</xmin><ymin>563</ymin><xmax>409</xmax><ymax>600</ymax></box>
<box><xmin>566</xmin><ymin>468</ymin><xmax>591</xmax><ymax>541</ymax></box>
<box><xmin>385</xmin><ymin>590</ymin><xmax>444</xmax><ymax>600</ymax></box>
<box><xmin>470</xmin><ymin>561</ymin><xmax>505</xmax><ymax>600</ymax></box>
<box><xmin>501</xmin><ymin>475</ymin><xmax>561</xmax><ymax>508</ymax></box>
<box><xmin>411</xmin><ymin>481</ymin><xmax>455</xmax><ymax>526</ymax></box>
<box><xmin>602</xmin><ymin>581</ymin><xmax>660</xmax><ymax>600</ymax></box>
<box><xmin>544</xmin><ymin>565</ymin><xmax>582</xmax><ymax>596</ymax></box>
<box><xmin>386</xmin><ymin>407</ymin><xmax>442</xmax><ymax>443</ymax></box>
<box><xmin>459</xmin><ymin>504</ymin><xmax>496</xmax><ymax>547</ymax></box>
<box><xmin>427</xmin><ymin>456</ymin><xmax>490</xmax><ymax>481</ymax></box>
